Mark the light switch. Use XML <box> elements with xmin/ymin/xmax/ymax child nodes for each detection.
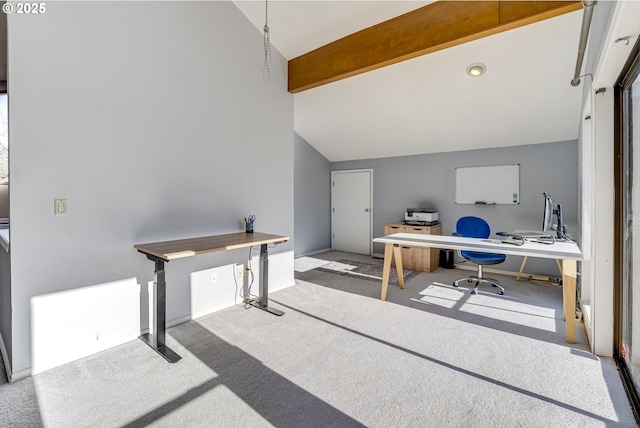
<box><xmin>54</xmin><ymin>199</ymin><xmax>67</xmax><ymax>216</ymax></box>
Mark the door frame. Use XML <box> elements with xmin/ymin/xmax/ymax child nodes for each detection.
<box><xmin>331</xmin><ymin>169</ymin><xmax>373</xmax><ymax>255</ymax></box>
<box><xmin>614</xmin><ymin>35</ymin><xmax>640</xmax><ymax>419</ymax></box>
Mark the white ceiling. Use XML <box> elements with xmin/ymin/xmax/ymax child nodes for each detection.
<box><xmin>234</xmin><ymin>1</ymin><xmax>584</xmax><ymax>162</ymax></box>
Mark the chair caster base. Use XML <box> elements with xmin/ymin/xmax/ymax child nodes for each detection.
<box><xmin>453</xmin><ymin>279</ymin><xmax>505</xmax><ymax>295</ymax></box>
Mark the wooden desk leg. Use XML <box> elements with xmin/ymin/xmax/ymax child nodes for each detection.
<box><xmin>556</xmin><ymin>259</ymin><xmax>563</xmax><ymax>276</ymax></box>
<box><xmin>516</xmin><ymin>256</ymin><xmax>527</xmax><ymax>281</ymax></box>
<box><xmin>394</xmin><ymin>245</ymin><xmax>405</xmax><ymax>290</ymax></box>
<box><xmin>380</xmin><ymin>243</ymin><xmax>394</xmax><ymax>301</ymax></box>
<box><xmin>562</xmin><ymin>259</ymin><xmax>577</xmax><ymax>344</ymax></box>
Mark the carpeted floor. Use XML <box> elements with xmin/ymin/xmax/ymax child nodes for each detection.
<box><xmin>315</xmin><ymin>258</ymin><xmax>420</xmax><ymax>286</ymax></box>
<box><xmin>0</xmin><ymin>251</ymin><xmax>637</xmax><ymax>427</ymax></box>
<box><xmin>0</xmin><ymin>351</ymin><xmax>43</xmax><ymax>427</ymax></box>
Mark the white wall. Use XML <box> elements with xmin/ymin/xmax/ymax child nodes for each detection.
<box><xmin>7</xmin><ymin>2</ymin><xmax>294</xmax><ymax>376</ymax></box>
<box><xmin>579</xmin><ymin>0</ymin><xmax>640</xmax><ymax>356</ymax></box>
<box><xmin>590</xmin><ymin>88</ymin><xmax>615</xmax><ymax>356</ymax></box>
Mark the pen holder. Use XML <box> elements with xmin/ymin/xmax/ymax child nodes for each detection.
<box><xmin>245</xmin><ymin>215</ymin><xmax>255</xmax><ymax>233</ymax></box>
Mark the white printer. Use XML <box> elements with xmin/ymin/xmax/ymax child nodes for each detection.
<box><xmin>404</xmin><ymin>208</ymin><xmax>439</xmax><ymax>226</ymax></box>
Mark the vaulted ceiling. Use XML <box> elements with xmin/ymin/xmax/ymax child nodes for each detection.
<box><xmin>234</xmin><ymin>1</ymin><xmax>585</xmax><ymax>161</ymax></box>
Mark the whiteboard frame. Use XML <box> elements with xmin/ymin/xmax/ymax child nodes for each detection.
<box><xmin>455</xmin><ymin>164</ymin><xmax>520</xmax><ymax>205</ymax></box>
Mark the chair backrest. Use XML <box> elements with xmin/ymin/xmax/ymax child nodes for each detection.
<box><xmin>456</xmin><ymin>216</ymin><xmax>491</xmax><ymax>239</ymax></box>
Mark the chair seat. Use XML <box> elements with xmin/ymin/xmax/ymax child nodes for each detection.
<box><xmin>460</xmin><ymin>250</ymin><xmax>506</xmax><ymax>264</ymax></box>
<box><xmin>454</xmin><ymin>216</ymin><xmax>507</xmax><ymax>295</ymax></box>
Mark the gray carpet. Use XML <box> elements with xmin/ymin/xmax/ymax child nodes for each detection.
<box><xmin>0</xmin><ymin>251</ymin><xmax>637</xmax><ymax>427</ymax></box>
<box><xmin>316</xmin><ymin>258</ymin><xmax>420</xmax><ymax>286</ymax></box>
<box><xmin>0</xmin><ymin>352</ymin><xmax>43</xmax><ymax>427</ymax></box>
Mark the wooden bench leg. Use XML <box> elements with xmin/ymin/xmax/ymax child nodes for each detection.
<box><xmin>381</xmin><ymin>243</ymin><xmax>405</xmax><ymax>300</ymax></box>
<box><xmin>562</xmin><ymin>259</ymin><xmax>577</xmax><ymax>344</ymax></box>
<box><xmin>381</xmin><ymin>243</ymin><xmax>394</xmax><ymax>301</ymax></box>
<box><xmin>394</xmin><ymin>245</ymin><xmax>405</xmax><ymax>290</ymax></box>
<box><xmin>516</xmin><ymin>256</ymin><xmax>527</xmax><ymax>281</ymax></box>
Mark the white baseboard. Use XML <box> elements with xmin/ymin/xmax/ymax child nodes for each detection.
<box><xmin>10</xmin><ymin>367</ymin><xmax>30</xmax><ymax>382</ymax></box>
<box><xmin>188</xmin><ymin>279</ymin><xmax>296</xmax><ymax>322</ymax></box>
<box><xmin>0</xmin><ymin>331</ymin><xmax>30</xmax><ymax>382</ymax></box>
<box><xmin>30</xmin><ymin>278</ymin><xmax>141</xmax><ymax>375</ymax></box>
<box><xmin>581</xmin><ymin>300</ymin><xmax>593</xmax><ymax>350</ymax></box>
<box><xmin>295</xmin><ymin>248</ymin><xmax>332</xmax><ymax>258</ymax></box>
<box><xmin>16</xmin><ymin>253</ymin><xmax>296</xmax><ymax>379</ymax></box>
<box><xmin>0</xmin><ymin>329</ymin><xmax>11</xmax><ymax>381</ymax></box>
<box><xmin>142</xmin><ymin>279</ymin><xmax>297</xmax><ymax>332</ymax></box>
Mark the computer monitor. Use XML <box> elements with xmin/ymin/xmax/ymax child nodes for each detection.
<box><xmin>542</xmin><ymin>192</ymin><xmax>564</xmax><ymax>239</ymax></box>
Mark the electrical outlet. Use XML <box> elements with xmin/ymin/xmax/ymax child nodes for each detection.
<box><xmin>210</xmin><ymin>272</ymin><xmax>218</xmax><ymax>285</ymax></box>
<box><xmin>54</xmin><ymin>199</ymin><xmax>68</xmax><ymax>216</ymax></box>
<box><xmin>235</xmin><ymin>264</ymin><xmax>244</xmax><ymax>281</ymax></box>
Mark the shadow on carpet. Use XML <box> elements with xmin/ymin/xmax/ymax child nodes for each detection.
<box><xmin>316</xmin><ymin>259</ymin><xmax>419</xmax><ymax>286</ymax></box>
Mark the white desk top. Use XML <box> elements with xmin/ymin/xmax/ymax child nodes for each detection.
<box><xmin>373</xmin><ymin>233</ymin><xmax>582</xmax><ymax>261</ymax></box>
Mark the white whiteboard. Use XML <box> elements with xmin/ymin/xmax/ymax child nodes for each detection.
<box><xmin>455</xmin><ymin>164</ymin><xmax>520</xmax><ymax>205</ymax></box>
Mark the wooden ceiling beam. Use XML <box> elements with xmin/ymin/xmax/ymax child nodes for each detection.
<box><xmin>288</xmin><ymin>1</ymin><xmax>582</xmax><ymax>93</ymax></box>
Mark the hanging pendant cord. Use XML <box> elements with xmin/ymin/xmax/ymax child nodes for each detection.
<box><xmin>263</xmin><ymin>0</ymin><xmax>271</xmax><ymax>82</ymax></box>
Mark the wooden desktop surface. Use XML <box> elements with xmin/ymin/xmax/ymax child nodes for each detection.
<box><xmin>134</xmin><ymin>231</ymin><xmax>289</xmax><ymax>262</ymax></box>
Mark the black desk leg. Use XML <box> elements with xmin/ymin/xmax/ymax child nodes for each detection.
<box><xmin>140</xmin><ymin>259</ymin><xmax>182</xmax><ymax>363</ymax></box>
<box><xmin>254</xmin><ymin>243</ymin><xmax>284</xmax><ymax>316</ymax></box>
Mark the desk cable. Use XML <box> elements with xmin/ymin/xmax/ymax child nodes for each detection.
<box><xmin>235</xmin><ymin>243</ymin><xmax>281</xmax><ymax>309</ymax></box>
<box><xmin>235</xmin><ymin>246</ymin><xmax>257</xmax><ymax>309</ymax></box>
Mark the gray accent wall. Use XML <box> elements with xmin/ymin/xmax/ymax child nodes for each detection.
<box><xmin>332</xmin><ymin>140</ymin><xmax>578</xmax><ymax>276</ymax></box>
<box><xmin>294</xmin><ymin>133</ymin><xmax>331</xmax><ymax>255</ymax></box>
<box><xmin>7</xmin><ymin>2</ymin><xmax>293</xmax><ymax>374</ymax></box>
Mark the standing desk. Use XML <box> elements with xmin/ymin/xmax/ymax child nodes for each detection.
<box><xmin>135</xmin><ymin>231</ymin><xmax>289</xmax><ymax>362</ymax></box>
<box><xmin>372</xmin><ymin>233</ymin><xmax>583</xmax><ymax>344</ymax></box>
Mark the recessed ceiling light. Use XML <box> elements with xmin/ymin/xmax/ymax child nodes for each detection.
<box><xmin>466</xmin><ymin>63</ymin><xmax>486</xmax><ymax>77</ymax></box>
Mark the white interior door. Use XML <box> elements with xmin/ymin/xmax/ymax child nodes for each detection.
<box><xmin>332</xmin><ymin>169</ymin><xmax>372</xmax><ymax>255</ymax></box>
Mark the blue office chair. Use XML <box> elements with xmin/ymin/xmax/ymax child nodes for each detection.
<box><xmin>452</xmin><ymin>216</ymin><xmax>506</xmax><ymax>295</ymax></box>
